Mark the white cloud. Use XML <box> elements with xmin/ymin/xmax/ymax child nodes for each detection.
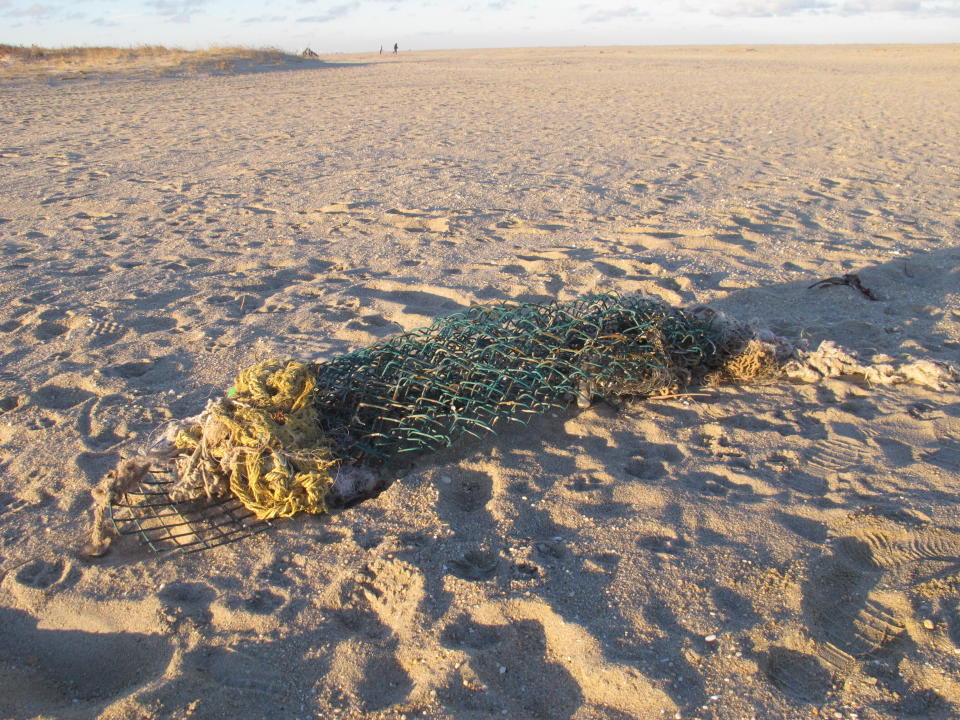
<box><xmin>242</xmin><ymin>15</ymin><xmax>287</xmax><ymax>24</ymax></box>
<box><xmin>707</xmin><ymin>0</ymin><xmax>958</xmax><ymax>15</ymax></box>
<box><xmin>712</xmin><ymin>0</ymin><xmax>833</xmax><ymax>16</ymax></box>
<box><xmin>584</xmin><ymin>4</ymin><xmax>648</xmax><ymax>23</ymax></box>
<box><xmin>3</xmin><ymin>2</ymin><xmax>61</xmax><ymax>18</ymax></box>
<box><xmin>90</xmin><ymin>14</ymin><xmax>120</xmax><ymax>27</ymax></box>
<box><xmin>298</xmin><ymin>1</ymin><xmax>362</xmax><ymax>23</ymax></box>
<box><xmin>840</xmin><ymin>0</ymin><xmax>920</xmax><ymax>9</ymax></box>
<box><xmin>148</xmin><ymin>0</ymin><xmax>209</xmax><ymax>23</ymax></box>
<box><xmin>838</xmin><ymin>0</ymin><xmax>960</xmax><ymax>13</ymax></box>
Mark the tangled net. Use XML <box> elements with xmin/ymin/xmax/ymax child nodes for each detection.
<box><xmin>87</xmin><ymin>292</ymin><xmax>956</xmax><ymax>555</ymax></box>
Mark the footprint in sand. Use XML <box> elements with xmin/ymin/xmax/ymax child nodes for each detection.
<box><xmin>440</xmin><ymin>600</ymin><xmax>674</xmax><ymax>718</ymax></box>
<box><xmin>564</xmin><ymin>473</ymin><xmax>607</xmax><ymax>493</ymax></box>
<box><xmin>12</xmin><ymin>557</ymin><xmax>76</xmax><ymax>594</ymax></box>
<box><xmin>488</xmin><ymin>216</ymin><xmax>571</xmax><ymax>236</ymax></box>
<box><xmin>447</xmin><ymin>472</ymin><xmax>493</xmax><ymax>513</ymax></box>
<box><xmin>382</xmin><ymin>208</ymin><xmax>450</xmax><ymax>233</ymax></box>
<box><xmin>69</xmin><ymin>318</ymin><xmax>127</xmax><ymax>345</ymax></box>
<box><xmin>158</xmin><ymin>581</ymin><xmax>216</xmax><ymax>625</ymax></box>
<box><xmin>350</xmin><ymin>557</ymin><xmax>425</xmax><ymax>632</ymax></box>
<box><xmin>0</xmin><ymin>395</ymin><xmax>23</xmax><ymax>415</ymax></box>
<box><xmin>31</xmin><ymin>321</ymin><xmax>69</xmax><ymax>341</ymax></box>
<box><xmin>180</xmin><ymin>642</ymin><xmax>290</xmax><ymax>703</ymax></box>
<box><xmin>625</xmin><ymin>443</ymin><xmax>683</xmax><ymax>481</ymax></box>
<box><xmin>763</xmin><ymin>643</ymin><xmax>833</xmax><ymax>704</ymax></box>
<box><xmin>448</xmin><ymin>548</ymin><xmax>501</xmax><ymax>581</ymax></box>
<box><xmin>804</xmin><ymin>434</ymin><xmax>868</xmax><ymax>475</ymax></box>
<box><xmin>324</xmin><ymin>638</ymin><xmax>413</xmax><ymax>713</ymax></box>
<box><xmin>767</xmin><ymin>512</ymin><xmax>960</xmax><ymax>715</ymax></box>
<box><xmin>624</xmin><ymin>457</ymin><xmax>668</xmax><ymax>481</ymax></box>
<box><xmin>31</xmin><ymin>384</ymin><xmax>95</xmax><ymax>411</ymax></box>
<box><xmin>311</xmin><ymin>201</ymin><xmax>367</xmax><ymax>214</ymax></box>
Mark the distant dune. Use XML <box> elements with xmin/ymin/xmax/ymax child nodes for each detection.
<box><xmin>0</xmin><ymin>44</ymin><xmax>321</xmax><ymax>79</ymax></box>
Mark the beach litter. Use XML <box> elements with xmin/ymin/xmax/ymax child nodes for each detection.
<box><xmin>808</xmin><ymin>273</ymin><xmax>879</xmax><ymax>301</ymax></box>
<box><xmin>85</xmin><ymin>292</ymin><xmax>957</xmax><ymax>556</ymax></box>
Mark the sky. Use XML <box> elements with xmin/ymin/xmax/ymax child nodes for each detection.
<box><xmin>1</xmin><ymin>0</ymin><xmax>958</xmax><ymax>53</ymax></box>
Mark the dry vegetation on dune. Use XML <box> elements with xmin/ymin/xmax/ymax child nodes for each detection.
<box><xmin>0</xmin><ymin>44</ymin><xmax>317</xmax><ymax>78</ymax></box>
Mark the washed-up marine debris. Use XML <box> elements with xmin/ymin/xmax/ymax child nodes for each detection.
<box><xmin>85</xmin><ymin>292</ymin><xmax>956</xmax><ymax>555</ymax></box>
<box><xmin>808</xmin><ymin>272</ymin><xmax>879</xmax><ymax>301</ymax></box>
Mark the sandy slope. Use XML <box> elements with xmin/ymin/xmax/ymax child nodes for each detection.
<box><xmin>0</xmin><ymin>45</ymin><xmax>958</xmax><ymax>720</ymax></box>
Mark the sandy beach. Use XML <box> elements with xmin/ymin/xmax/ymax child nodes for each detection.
<box><xmin>1</xmin><ymin>44</ymin><xmax>959</xmax><ymax>719</ymax></box>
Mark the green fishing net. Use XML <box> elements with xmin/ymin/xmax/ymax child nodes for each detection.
<box><xmin>312</xmin><ymin>293</ymin><xmax>735</xmax><ymax>465</ymax></box>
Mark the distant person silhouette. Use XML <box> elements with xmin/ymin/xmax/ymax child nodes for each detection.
<box><xmin>379</xmin><ymin>45</ymin><xmax>383</xmax><ymax>55</ymax></box>
<box><xmin>393</xmin><ymin>43</ymin><xmax>398</xmax><ymax>54</ymax></box>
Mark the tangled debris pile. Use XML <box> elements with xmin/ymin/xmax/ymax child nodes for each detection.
<box><xmin>86</xmin><ymin>293</ymin><xmax>957</xmax><ymax>555</ymax></box>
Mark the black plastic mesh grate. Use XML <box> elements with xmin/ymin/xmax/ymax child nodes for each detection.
<box><xmin>109</xmin><ymin>468</ymin><xmax>272</xmax><ymax>553</ymax></box>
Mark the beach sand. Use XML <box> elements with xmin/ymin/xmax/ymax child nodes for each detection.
<box><xmin>0</xmin><ymin>44</ymin><xmax>958</xmax><ymax>719</ymax></box>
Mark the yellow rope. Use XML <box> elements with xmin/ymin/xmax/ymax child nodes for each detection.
<box><xmin>173</xmin><ymin>360</ymin><xmax>335</xmax><ymax>519</ymax></box>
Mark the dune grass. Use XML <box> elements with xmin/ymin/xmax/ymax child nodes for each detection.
<box><xmin>0</xmin><ymin>44</ymin><xmax>318</xmax><ymax>78</ymax></box>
